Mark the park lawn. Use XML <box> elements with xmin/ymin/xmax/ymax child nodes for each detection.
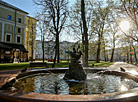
<box><xmin>0</xmin><ymin>62</ymin><xmax>30</xmax><ymax>71</ymax></box>
<box><xmin>88</xmin><ymin>61</ymin><xmax>115</xmax><ymax>67</ymax></box>
<box><xmin>46</xmin><ymin>61</ymin><xmax>70</xmax><ymax>68</ymax></box>
<box><xmin>0</xmin><ymin>61</ymin><xmax>70</xmax><ymax>71</ymax></box>
<box><xmin>0</xmin><ymin>61</ymin><xmax>115</xmax><ymax>71</ymax></box>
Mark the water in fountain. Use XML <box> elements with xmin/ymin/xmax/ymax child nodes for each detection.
<box><xmin>13</xmin><ymin>72</ymin><xmax>138</xmax><ymax>95</ymax></box>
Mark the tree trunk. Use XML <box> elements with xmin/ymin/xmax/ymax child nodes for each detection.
<box><xmin>54</xmin><ymin>45</ymin><xmax>57</xmax><ymax>64</ymax></box>
<box><xmin>57</xmin><ymin>33</ymin><xmax>60</xmax><ymax>63</ymax></box>
<box><xmin>129</xmin><ymin>46</ymin><xmax>133</xmax><ymax>64</ymax></box>
<box><xmin>104</xmin><ymin>51</ymin><xmax>107</xmax><ymax>62</ymax></box>
<box><xmin>80</xmin><ymin>21</ymin><xmax>85</xmax><ymax>64</ymax></box>
<box><xmin>53</xmin><ymin>37</ymin><xmax>57</xmax><ymax>64</ymax></box>
<box><xmin>54</xmin><ymin>32</ymin><xmax>60</xmax><ymax>64</ymax></box>
<box><xmin>110</xmin><ymin>48</ymin><xmax>114</xmax><ymax>62</ymax></box>
<box><xmin>82</xmin><ymin>33</ymin><xmax>85</xmax><ymax>64</ymax></box>
<box><xmin>81</xmin><ymin>0</ymin><xmax>88</xmax><ymax>67</ymax></box>
<box><xmin>104</xmin><ymin>56</ymin><xmax>107</xmax><ymax>62</ymax></box>
<box><xmin>132</xmin><ymin>45</ymin><xmax>137</xmax><ymax>62</ymax></box>
<box><xmin>96</xmin><ymin>42</ymin><xmax>100</xmax><ymax>63</ymax></box>
<box><xmin>42</xmin><ymin>35</ymin><xmax>44</xmax><ymax>62</ymax></box>
<box><xmin>127</xmin><ymin>51</ymin><xmax>129</xmax><ymax>63</ymax></box>
<box><xmin>103</xmin><ymin>42</ymin><xmax>107</xmax><ymax>62</ymax></box>
<box><xmin>110</xmin><ymin>34</ymin><xmax>115</xmax><ymax>62</ymax></box>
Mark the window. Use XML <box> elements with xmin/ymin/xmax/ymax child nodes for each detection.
<box><xmin>5</xmin><ymin>33</ymin><xmax>12</xmax><ymax>42</ymax></box>
<box><xmin>6</xmin><ymin>35</ymin><xmax>10</xmax><ymax>42</ymax></box>
<box><xmin>18</xmin><ymin>28</ymin><xmax>21</xmax><ymax>33</ymax></box>
<box><xmin>17</xmin><ymin>36</ymin><xmax>20</xmax><ymax>43</ymax></box>
<box><xmin>16</xmin><ymin>35</ymin><xmax>22</xmax><ymax>43</ymax></box>
<box><xmin>18</xmin><ymin>18</ymin><xmax>21</xmax><ymax>23</ymax></box>
<box><xmin>8</xmin><ymin>15</ymin><xmax>11</xmax><ymax>20</ymax></box>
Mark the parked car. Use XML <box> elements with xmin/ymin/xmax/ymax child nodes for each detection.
<box><xmin>48</xmin><ymin>59</ymin><xmax>54</xmax><ymax>62</ymax></box>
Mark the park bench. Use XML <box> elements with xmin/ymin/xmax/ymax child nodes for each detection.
<box><xmin>30</xmin><ymin>62</ymin><xmax>49</xmax><ymax>68</ymax></box>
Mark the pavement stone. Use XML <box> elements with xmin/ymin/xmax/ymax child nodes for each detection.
<box><xmin>106</xmin><ymin>62</ymin><xmax>138</xmax><ymax>74</ymax></box>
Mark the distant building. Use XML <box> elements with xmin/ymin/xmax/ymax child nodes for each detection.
<box><xmin>0</xmin><ymin>0</ymin><xmax>29</xmax><ymax>63</ymax></box>
<box><xmin>59</xmin><ymin>41</ymin><xmax>75</xmax><ymax>60</ymax></box>
<box><xmin>35</xmin><ymin>40</ymin><xmax>75</xmax><ymax>60</ymax></box>
<box><xmin>35</xmin><ymin>40</ymin><xmax>55</xmax><ymax>60</ymax></box>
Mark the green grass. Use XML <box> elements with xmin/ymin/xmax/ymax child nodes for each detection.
<box><xmin>0</xmin><ymin>62</ymin><xmax>30</xmax><ymax>71</ymax></box>
<box><xmin>46</xmin><ymin>61</ymin><xmax>70</xmax><ymax>68</ymax></box>
<box><xmin>0</xmin><ymin>61</ymin><xmax>115</xmax><ymax>71</ymax></box>
<box><xmin>35</xmin><ymin>60</ymin><xmax>48</xmax><ymax>61</ymax></box>
<box><xmin>88</xmin><ymin>61</ymin><xmax>115</xmax><ymax>67</ymax></box>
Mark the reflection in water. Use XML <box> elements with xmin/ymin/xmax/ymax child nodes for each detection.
<box><xmin>120</xmin><ymin>85</ymin><xmax>128</xmax><ymax>91</ymax></box>
<box><xmin>121</xmin><ymin>93</ymin><xmax>135</xmax><ymax>98</ymax></box>
<box><xmin>13</xmin><ymin>73</ymin><xmax>138</xmax><ymax>95</ymax></box>
<box><xmin>127</xmin><ymin>70</ymin><xmax>138</xmax><ymax>75</ymax></box>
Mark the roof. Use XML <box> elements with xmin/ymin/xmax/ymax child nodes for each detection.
<box><xmin>0</xmin><ymin>0</ymin><xmax>29</xmax><ymax>14</ymax></box>
<box><xmin>0</xmin><ymin>42</ymin><xmax>28</xmax><ymax>52</ymax></box>
<box><xmin>0</xmin><ymin>42</ymin><xmax>11</xmax><ymax>49</ymax></box>
<box><xmin>27</xmin><ymin>16</ymin><xmax>39</xmax><ymax>21</ymax></box>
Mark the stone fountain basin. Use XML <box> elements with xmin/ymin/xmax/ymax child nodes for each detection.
<box><xmin>1</xmin><ymin>68</ymin><xmax>138</xmax><ymax>102</ymax></box>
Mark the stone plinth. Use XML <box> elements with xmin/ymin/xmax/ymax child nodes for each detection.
<box><xmin>63</xmin><ymin>61</ymin><xmax>87</xmax><ymax>81</ymax></box>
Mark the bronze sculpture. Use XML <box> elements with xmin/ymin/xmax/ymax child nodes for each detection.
<box><xmin>63</xmin><ymin>44</ymin><xmax>86</xmax><ymax>81</ymax></box>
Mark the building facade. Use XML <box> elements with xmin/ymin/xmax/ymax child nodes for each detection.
<box><xmin>25</xmin><ymin>16</ymin><xmax>38</xmax><ymax>61</ymax></box>
<box><xmin>0</xmin><ymin>0</ymin><xmax>28</xmax><ymax>63</ymax></box>
<box><xmin>35</xmin><ymin>40</ymin><xmax>55</xmax><ymax>60</ymax></box>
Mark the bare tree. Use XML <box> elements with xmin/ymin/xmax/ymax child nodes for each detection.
<box><xmin>107</xmin><ymin>20</ymin><xmax>119</xmax><ymax>62</ymax></box>
<box><xmin>91</xmin><ymin>1</ymin><xmax>110</xmax><ymax>63</ymax></box>
<box><xmin>35</xmin><ymin>12</ymin><xmax>52</xmax><ymax>62</ymax></box>
<box><xmin>33</xmin><ymin>0</ymin><xmax>69</xmax><ymax>64</ymax></box>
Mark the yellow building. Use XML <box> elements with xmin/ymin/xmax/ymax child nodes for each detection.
<box><xmin>0</xmin><ymin>0</ymin><xmax>28</xmax><ymax>63</ymax></box>
<box><xmin>25</xmin><ymin>16</ymin><xmax>38</xmax><ymax>61</ymax></box>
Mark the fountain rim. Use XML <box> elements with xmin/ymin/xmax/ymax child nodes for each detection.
<box><xmin>1</xmin><ymin>67</ymin><xmax>138</xmax><ymax>102</ymax></box>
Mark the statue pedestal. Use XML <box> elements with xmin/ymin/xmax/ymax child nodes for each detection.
<box><xmin>63</xmin><ymin>61</ymin><xmax>87</xmax><ymax>81</ymax></box>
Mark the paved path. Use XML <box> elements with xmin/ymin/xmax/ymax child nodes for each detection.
<box><xmin>106</xmin><ymin>62</ymin><xmax>138</xmax><ymax>74</ymax></box>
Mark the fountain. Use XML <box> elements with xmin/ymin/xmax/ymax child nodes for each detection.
<box><xmin>63</xmin><ymin>45</ymin><xmax>86</xmax><ymax>81</ymax></box>
<box><xmin>1</xmin><ymin>46</ymin><xmax>138</xmax><ymax>101</ymax></box>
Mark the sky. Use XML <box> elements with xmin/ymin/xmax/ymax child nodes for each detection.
<box><xmin>3</xmin><ymin>0</ymin><xmax>75</xmax><ymax>17</ymax></box>
<box><xmin>3</xmin><ymin>0</ymin><xmax>38</xmax><ymax>17</ymax></box>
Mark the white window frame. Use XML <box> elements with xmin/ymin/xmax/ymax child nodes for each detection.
<box><xmin>5</xmin><ymin>33</ymin><xmax>12</xmax><ymax>42</ymax></box>
<box><xmin>16</xmin><ymin>35</ymin><xmax>22</xmax><ymax>44</ymax></box>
